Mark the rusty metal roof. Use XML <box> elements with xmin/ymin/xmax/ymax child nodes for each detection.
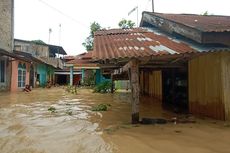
<box><xmin>146</xmin><ymin>12</ymin><xmax>230</xmax><ymax>32</ymax></box>
<box><xmin>92</xmin><ymin>28</ymin><xmax>197</xmax><ymax>61</ymax></box>
<box><xmin>66</xmin><ymin>52</ymin><xmax>93</xmax><ymax>64</ymax></box>
<box><xmin>66</xmin><ymin>58</ymin><xmax>99</xmax><ymax>69</ymax></box>
<box><xmin>66</xmin><ymin>51</ymin><xmax>99</xmax><ymax>68</ymax></box>
<box><xmin>66</xmin><ymin>59</ymin><xmax>91</xmax><ymax>64</ymax></box>
<box><xmin>64</xmin><ymin>56</ymin><xmax>76</xmax><ymax>60</ymax></box>
<box><xmin>81</xmin><ymin>51</ymin><xmax>93</xmax><ymax>59</ymax></box>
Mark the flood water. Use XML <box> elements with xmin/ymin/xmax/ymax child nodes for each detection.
<box><xmin>0</xmin><ymin>87</ymin><xmax>230</xmax><ymax>153</ymax></box>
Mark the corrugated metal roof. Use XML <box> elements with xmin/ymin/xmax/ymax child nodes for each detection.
<box><xmin>92</xmin><ymin>28</ymin><xmax>197</xmax><ymax>60</ymax></box>
<box><xmin>66</xmin><ymin>59</ymin><xmax>91</xmax><ymax>64</ymax></box>
<box><xmin>66</xmin><ymin>52</ymin><xmax>99</xmax><ymax>68</ymax></box>
<box><xmin>63</xmin><ymin>56</ymin><xmax>76</xmax><ymax>60</ymax></box>
<box><xmin>49</xmin><ymin>45</ymin><xmax>67</xmax><ymax>55</ymax></box>
<box><xmin>81</xmin><ymin>51</ymin><xmax>93</xmax><ymax>59</ymax></box>
<box><xmin>66</xmin><ymin>51</ymin><xmax>93</xmax><ymax>64</ymax></box>
<box><xmin>66</xmin><ymin>58</ymin><xmax>99</xmax><ymax>69</ymax></box>
<box><xmin>95</xmin><ymin>28</ymin><xmax>148</xmax><ymax>36</ymax></box>
<box><xmin>146</xmin><ymin>12</ymin><xmax>230</xmax><ymax>32</ymax></box>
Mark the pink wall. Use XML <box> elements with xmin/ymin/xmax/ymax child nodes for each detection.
<box><xmin>11</xmin><ymin>60</ymin><xmax>18</xmax><ymax>92</ymax></box>
<box><xmin>25</xmin><ymin>63</ymin><xmax>30</xmax><ymax>85</ymax></box>
<box><xmin>11</xmin><ymin>60</ymin><xmax>31</xmax><ymax>92</ymax></box>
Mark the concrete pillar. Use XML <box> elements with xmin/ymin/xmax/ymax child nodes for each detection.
<box><xmin>81</xmin><ymin>68</ymin><xmax>85</xmax><ymax>84</ymax></box>
<box><xmin>70</xmin><ymin>66</ymin><xmax>73</xmax><ymax>86</ymax></box>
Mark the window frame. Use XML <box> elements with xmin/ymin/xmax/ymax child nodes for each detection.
<box><xmin>0</xmin><ymin>58</ymin><xmax>6</xmax><ymax>84</ymax></box>
<box><xmin>18</xmin><ymin>63</ymin><xmax>26</xmax><ymax>88</ymax></box>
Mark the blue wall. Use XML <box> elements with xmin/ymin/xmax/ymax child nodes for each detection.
<box><xmin>37</xmin><ymin>64</ymin><xmax>47</xmax><ymax>87</ymax></box>
<box><xmin>95</xmin><ymin>69</ymin><xmax>111</xmax><ymax>85</ymax></box>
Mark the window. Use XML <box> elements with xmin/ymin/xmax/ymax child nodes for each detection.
<box><xmin>18</xmin><ymin>63</ymin><xmax>26</xmax><ymax>88</ymax></box>
<box><xmin>0</xmin><ymin>59</ymin><xmax>6</xmax><ymax>83</ymax></box>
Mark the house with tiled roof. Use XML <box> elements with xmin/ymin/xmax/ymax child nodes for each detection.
<box><xmin>57</xmin><ymin>52</ymin><xmax>105</xmax><ymax>86</ymax></box>
<box><xmin>92</xmin><ymin>12</ymin><xmax>230</xmax><ymax>122</ymax></box>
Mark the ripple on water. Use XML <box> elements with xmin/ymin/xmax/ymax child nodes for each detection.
<box><xmin>0</xmin><ymin>88</ymin><xmax>113</xmax><ymax>153</ymax></box>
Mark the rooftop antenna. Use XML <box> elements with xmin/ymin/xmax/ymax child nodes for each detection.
<box><xmin>58</xmin><ymin>24</ymin><xmax>61</xmax><ymax>58</ymax></box>
<box><xmin>152</xmin><ymin>0</ymin><xmax>154</xmax><ymax>12</ymax></box>
<box><xmin>59</xmin><ymin>24</ymin><xmax>61</xmax><ymax>46</ymax></box>
<box><xmin>128</xmin><ymin>6</ymin><xmax>138</xmax><ymax>27</ymax></box>
<box><xmin>48</xmin><ymin>28</ymin><xmax>52</xmax><ymax>43</ymax></box>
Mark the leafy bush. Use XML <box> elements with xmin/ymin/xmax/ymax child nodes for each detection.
<box><xmin>66</xmin><ymin>85</ymin><xmax>77</xmax><ymax>94</ymax></box>
<box><xmin>91</xmin><ymin>104</ymin><xmax>111</xmax><ymax>111</ymax></box>
<box><xmin>48</xmin><ymin>106</ymin><xmax>57</xmax><ymax>113</ymax></box>
<box><xmin>93</xmin><ymin>81</ymin><xmax>112</xmax><ymax>93</ymax></box>
<box><xmin>83</xmin><ymin>70</ymin><xmax>95</xmax><ymax>86</ymax></box>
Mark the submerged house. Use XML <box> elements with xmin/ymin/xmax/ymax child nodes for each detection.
<box><xmin>0</xmin><ymin>0</ymin><xmax>14</xmax><ymax>91</ymax></box>
<box><xmin>14</xmin><ymin>39</ymin><xmax>67</xmax><ymax>88</ymax></box>
<box><xmin>140</xmin><ymin>12</ymin><xmax>230</xmax><ymax>120</ymax></box>
<box><xmin>55</xmin><ymin>55</ymin><xmax>82</xmax><ymax>85</ymax></box>
<box><xmin>92</xmin><ymin>12</ymin><xmax>230</xmax><ymax>122</ymax></box>
<box><xmin>10</xmin><ymin>51</ymin><xmax>46</xmax><ymax>91</ymax></box>
<box><xmin>63</xmin><ymin>52</ymin><xmax>102</xmax><ymax>86</ymax></box>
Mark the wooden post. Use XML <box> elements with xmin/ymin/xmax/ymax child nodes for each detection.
<box><xmin>113</xmin><ymin>59</ymin><xmax>140</xmax><ymax>123</ymax></box>
<box><xmin>129</xmin><ymin>59</ymin><xmax>140</xmax><ymax>124</ymax></box>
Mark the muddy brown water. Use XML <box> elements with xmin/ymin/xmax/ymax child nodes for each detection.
<box><xmin>0</xmin><ymin>87</ymin><xmax>230</xmax><ymax>153</ymax></box>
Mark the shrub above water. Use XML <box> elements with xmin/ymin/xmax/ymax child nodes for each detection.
<box><xmin>66</xmin><ymin>85</ymin><xmax>77</xmax><ymax>94</ymax></box>
<box><xmin>91</xmin><ymin>104</ymin><xmax>111</xmax><ymax>111</ymax></box>
<box><xmin>93</xmin><ymin>81</ymin><xmax>112</xmax><ymax>93</ymax></box>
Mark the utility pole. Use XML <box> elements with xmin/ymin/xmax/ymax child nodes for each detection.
<box><xmin>48</xmin><ymin>28</ymin><xmax>52</xmax><ymax>43</ymax></box>
<box><xmin>152</xmin><ymin>0</ymin><xmax>154</xmax><ymax>12</ymax></box>
<box><xmin>58</xmin><ymin>24</ymin><xmax>61</xmax><ymax>58</ymax></box>
<box><xmin>128</xmin><ymin>6</ymin><xmax>139</xmax><ymax>27</ymax></box>
<box><xmin>136</xmin><ymin>6</ymin><xmax>139</xmax><ymax>27</ymax></box>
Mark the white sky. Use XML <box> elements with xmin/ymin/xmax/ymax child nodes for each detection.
<box><xmin>14</xmin><ymin>0</ymin><xmax>230</xmax><ymax>55</ymax></box>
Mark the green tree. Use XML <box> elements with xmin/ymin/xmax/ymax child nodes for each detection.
<box><xmin>203</xmin><ymin>11</ymin><xmax>209</xmax><ymax>16</ymax></box>
<box><xmin>90</xmin><ymin>22</ymin><xmax>101</xmax><ymax>36</ymax></box>
<box><xmin>118</xmin><ymin>19</ymin><xmax>135</xmax><ymax>29</ymax></box>
<box><xmin>82</xmin><ymin>22</ymin><xmax>102</xmax><ymax>51</ymax></box>
<box><xmin>202</xmin><ymin>11</ymin><xmax>214</xmax><ymax>16</ymax></box>
<box><xmin>31</xmin><ymin>40</ymin><xmax>46</xmax><ymax>45</ymax></box>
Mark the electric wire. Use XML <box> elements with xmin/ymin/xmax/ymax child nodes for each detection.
<box><xmin>38</xmin><ymin>0</ymin><xmax>88</xmax><ymax>29</ymax></box>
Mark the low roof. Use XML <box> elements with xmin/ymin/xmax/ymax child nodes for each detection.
<box><xmin>66</xmin><ymin>51</ymin><xmax>99</xmax><ymax>69</ymax></box>
<box><xmin>81</xmin><ymin>51</ymin><xmax>93</xmax><ymax>59</ymax></box>
<box><xmin>0</xmin><ymin>48</ymin><xmax>45</xmax><ymax>64</ymax></box>
<box><xmin>63</xmin><ymin>56</ymin><xmax>76</xmax><ymax>60</ymax></box>
<box><xmin>14</xmin><ymin>39</ymin><xmax>67</xmax><ymax>55</ymax></box>
<box><xmin>92</xmin><ymin>28</ymin><xmax>197</xmax><ymax>61</ymax></box>
<box><xmin>143</xmin><ymin>12</ymin><xmax>230</xmax><ymax>32</ymax></box>
<box><xmin>0</xmin><ymin>48</ymin><xmax>17</xmax><ymax>58</ymax></box>
<box><xmin>13</xmin><ymin>50</ymin><xmax>46</xmax><ymax>64</ymax></box>
<box><xmin>48</xmin><ymin>45</ymin><xmax>67</xmax><ymax>55</ymax></box>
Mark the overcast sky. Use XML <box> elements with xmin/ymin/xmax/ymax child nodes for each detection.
<box><xmin>14</xmin><ymin>0</ymin><xmax>230</xmax><ymax>55</ymax></box>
